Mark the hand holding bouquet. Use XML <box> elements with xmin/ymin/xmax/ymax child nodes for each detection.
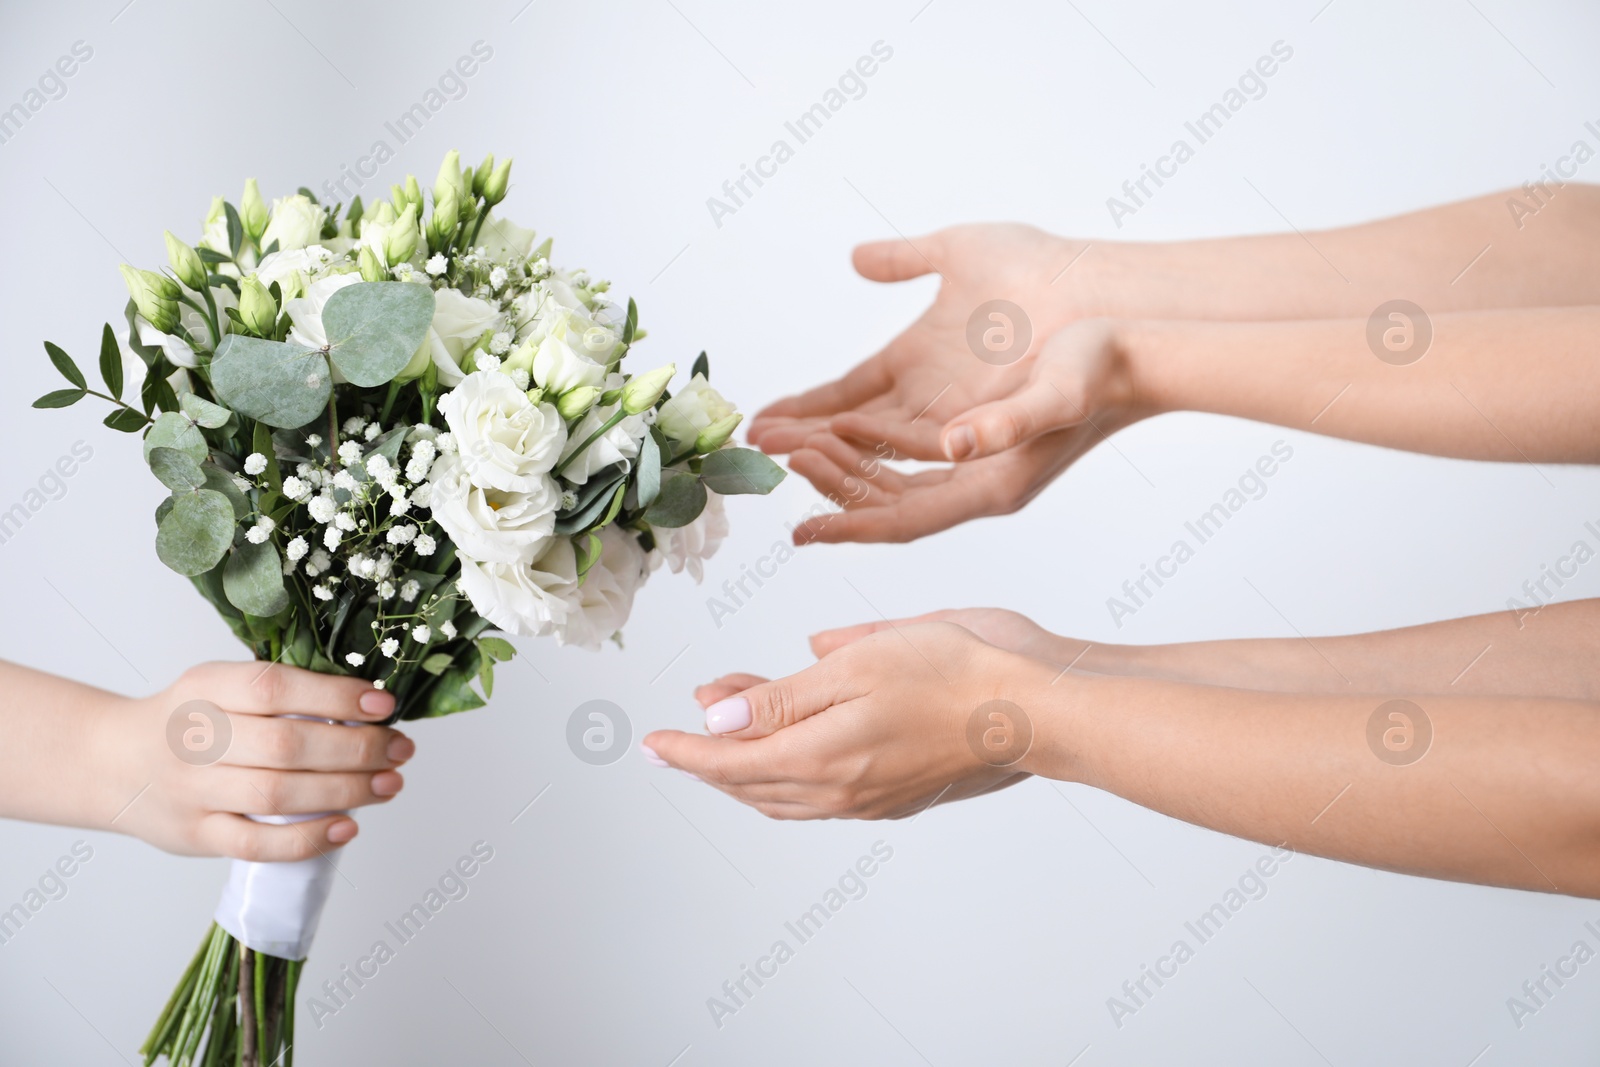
<box><xmin>35</xmin><ymin>148</ymin><xmax>782</xmax><ymax>1066</ymax></box>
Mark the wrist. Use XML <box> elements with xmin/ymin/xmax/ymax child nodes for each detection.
<box><xmin>986</xmin><ymin>648</ymin><xmax>1086</xmax><ymax>783</ymax></box>
<box><xmin>82</xmin><ymin>690</ymin><xmax>140</xmax><ymax>831</ymax></box>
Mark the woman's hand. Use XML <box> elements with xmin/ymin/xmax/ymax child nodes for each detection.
<box><xmin>643</xmin><ymin>623</ymin><xmax>1052</xmax><ymax>820</ymax></box>
<box><xmin>94</xmin><ymin>662</ymin><xmax>413</xmax><ymax>861</ymax></box>
<box><xmin>779</xmin><ymin>319</ymin><xmax>1151</xmax><ymax>544</ymax></box>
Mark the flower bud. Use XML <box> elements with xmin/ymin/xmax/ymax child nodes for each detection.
<box><xmin>119</xmin><ymin>265</ymin><xmax>180</xmax><ymax>333</ymax></box>
<box><xmin>279</xmin><ymin>269</ymin><xmax>307</xmax><ymax>303</ymax></box>
<box><xmin>367</xmin><ymin>201</ymin><xmax>397</xmax><ymax>230</ymax></box>
<box><xmin>556</xmin><ymin>386</ymin><xmax>601</xmax><ymax>421</ymax></box>
<box><xmin>483</xmin><ymin>158</ymin><xmax>512</xmax><ymax>206</ymax></box>
<box><xmin>620</xmin><ymin>364</ymin><xmax>675</xmax><ymax>415</ymax></box>
<box><xmin>205</xmin><ymin>195</ymin><xmax>225</xmax><ymax>227</ymax></box>
<box><xmin>472</xmin><ymin>153</ymin><xmax>494</xmax><ymax>197</ymax></box>
<box><xmin>163</xmin><ymin>231</ymin><xmax>207</xmax><ymax>290</ymax></box>
<box><xmin>240</xmin><ymin>178</ymin><xmax>269</xmax><ymax>241</ymax></box>
<box><xmin>694</xmin><ymin>413</ymin><xmax>744</xmax><ymax>453</ymax></box>
<box><xmin>384</xmin><ymin>203</ymin><xmax>419</xmax><ymax>266</ymax></box>
<box><xmin>429</xmin><ymin>185</ymin><xmax>459</xmax><ymax>250</ymax></box>
<box><xmin>395</xmin><ymin>335</ymin><xmax>433</xmax><ymax>382</ymax></box>
<box><xmin>404</xmin><ymin>176</ymin><xmax>424</xmax><ymax>212</ymax></box>
<box><xmin>501</xmin><ymin>338</ymin><xmax>536</xmax><ymax>375</ymax></box>
<box><xmin>358</xmin><ymin>244</ymin><xmax>387</xmax><ymax>282</ymax></box>
<box><xmin>434</xmin><ymin>149</ymin><xmax>465</xmax><ymax>206</ymax></box>
<box><xmin>239</xmin><ymin>276</ymin><xmax>279</xmax><ymax>337</ymax></box>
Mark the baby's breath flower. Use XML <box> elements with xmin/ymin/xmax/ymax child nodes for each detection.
<box><xmin>285</xmin><ymin>536</ymin><xmax>309</xmax><ymax>561</ymax></box>
<box><xmin>477</xmin><ymin>353</ymin><xmax>502</xmax><ymax>373</ymax></box>
<box><xmin>410</xmin><ymin>483</ymin><xmax>434</xmax><ymax>508</ymax></box>
<box><xmin>333</xmin><ymin>469</ymin><xmax>359</xmax><ymax>493</ymax></box>
<box><xmin>489</xmin><ymin>329</ymin><xmax>511</xmax><ymax>353</ymax></box>
<box><xmin>436</xmin><ymin>433</ymin><xmax>456</xmax><ymax>455</ymax></box>
<box><xmin>390</xmin><ymin>496</ymin><xmax>411</xmax><ymax>517</ymax></box>
<box><xmin>365</xmin><ymin>422</ymin><xmax>382</xmax><ymax>442</ymax></box>
<box><xmin>387</xmin><ymin>524</ymin><xmax>418</xmax><ymax>546</ymax></box>
<box><xmin>245</xmin><ymin>517</ymin><xmax>275</xmax><ymax>544</ymax></box>
<box><xmin>381</xmin><ymin>637</ymin><xmax>400</xmax><ymax>657</ymax></box>
<box><xmin>378</xmin><ymin>580</ymin><xmax>396</xmax><ymax>600</ymax></box>
<box><xmin>305</xmin><ymin>434</ymin><xmax>323</xmax><ymax>448</ymax></box>
<box><xmin>342</xmin><ymin>417</ymin><xmax>366</xmax><ymax>436</ymax></box>
<box><xmin>281</xmin><ymin>476</ymin><xmax>310</xmax><ymax>501</ymax></box>
<box><xmin>439</xmin><ymin>619</ymin><xmax>457</xmax><ymax>640</ymax></box>
<box><xmin>411</xmin><ymin>624</ymin><xmax>431</xmax><ymax>643</ymax></box>
<box><xmin>509</xmin><ymin>368</ymin><xmax>530</xmax><ymax>391</ymax></box>
<box><xmin>232</xmin><ymin>475</ymin><xmax>252</xmax><ymax>493</ymax></box>
<box><xmin>244</xmin><ymin>453</ymin><xmax>268</xmax><ymax>476</ymax></box>
<box><xmin>346</xmin><ymin>652</ymin><xmax>365</xmax><ymax>666</ymax></box>
<box><xmin>400</xmin><ymin>579</ymin><xmax>421</xmax><ymax>602</ymax></box>
<box><xmin>323</xmin><ymin>526</ymin><xmax>341</xmax><ymax>551</ymax></box>
<box><xmin>337</xmin><ymin>440</ymin><xmax>362</xmax><ymax>465</ymax></box>
<box><xmin>313</xmin><ymin>584</ymin><xmax>335</xmax><ymax>601</ymax></box>
<box><xmin>366</xmin><ymin>454</ymin><xmax>392</xmax><ymax>479</ymax></box>
<box><xmin>375</xmin><ymin>553</ymin><xmax>394</xmax><ymax>580</ymax></box>
<box><xmin>426</xmin><ymin>253</ymin><xmax>447</xmax><ymax>276</ymax></box>
<box><xmin>335</xmin><ymin>513</ymin><xmax>357</xmax><ymax>532</ymax></box>
<box><xmin>309</xmin><ymin>548</ymin><xmax>331</xmax><ymax>571</ymax></box>
<box><xmin>413</xmin><ymin>533</ymin><xmax>437</xmax><ymax>556</ymax></box>
<box><xmin>308</xmin><ymin>496</ymin><xmax>337</xmax><ymax>524</ymax></box>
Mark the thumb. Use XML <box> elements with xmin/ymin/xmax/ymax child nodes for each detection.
<box><xmin>852</xmin><ymin>237</ymin><xmax>940</xmax><ymax>283</ymax></box>
<box><xmin>704</xmin><ymin>658</ymin><xmax>847</xmax><ymax>740</ymax></box>
<box><xmin>940</xmin><ymin>377</ymin><xmax>1084</xmax><ymax>460</ymax></box>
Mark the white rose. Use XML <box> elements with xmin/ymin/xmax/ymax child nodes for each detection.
<box><xmin>428</xmin><ymin>454</ymin><xmax>560</xmax><ymax>564</ymax></box>
<box><xmin>261</xmin><ymin>195</ymin><xmax>326</xmax><ymax>252</ymax></box>
<box><xmin>456</xmin><ymin>539</ymin><xmax>578</xmax><ymax>638</ymax></box>
<box><xmin>254</xmin><ymin>245</ymin><xmax>336</xmax><ymax>293</ymax></box>
<box><xmin>284</xmin><ymin>272</ymin><xmax>362</xmax><ymax>349</ymax></box>
<box><xmin>556</xmin><ymin>386</ymin><xmax>648</xmax><ymax>485</ymax></box>
<box><xmin>657</xmin><ymin>373</ymin><xmax>737</xmax><ymax>450</ymax></box>
<box><xmin>429</xmin><ymin>288</ymin><xmax>506</xmax><ymax>387</ymax></box>
<box><xmin>651</xmin><ymin>490</ymin><xmax>728</xmax><ymax>583</ymax></box>
<box><xmin>438</xmin><ymin>371</ymin><xmax>566</xmax><ymax>493</ymax></box>
<box><xmin>556</xmin><ymin>526</ymin><xmax>648</xmax><ymax>650</ymax></box>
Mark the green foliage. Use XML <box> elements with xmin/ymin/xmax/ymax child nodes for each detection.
<box><xmin>321</xmin><ymin>282</ymin><xmax>436</xmax><ymax>386</ymax></box>
<box><xmin>224</xmin><ymin>541</ymin><xmax>290</xmax><ymax>616</ymax></box>
<box><xmin>645</xmin><ymin>467</ymin><xmax>708</xmax><ymax>528</ymax></box>
<box><xmin>699</xmin><ymin>447</ymin><xmax>786</xmax><ymax>495</ymax></box>
<box><xmin>98</xmin><ymin>325</ymin><xmax>123</xmax><ymax>400</ymax></box>
<box><xmin>209</xmin><ymin>336</ymin><xmax>331</xmax><ymax>429</ymax></box>
<box><xmin>45</xmin><ymin>341</ymin><xmax>85</xmax><ymax>390</ymax></box>
<box><xmin>148</xmin><ymin>446</ymin><xmax>207</xmax><ymax>491</ymax></box>
<box><xmin>155</xmin><ymin>489</ymin><xmax>235</xmax><ymax>576</ymax></box>
<box><xmin>144</xmin><ymin>411</ymin><xmax>209</xmax><ymax>463</ymax></box>
<box><xmin>180</xmin><ymin>393</ymin><xmax>232</xmax><ymax>428</ymax></box>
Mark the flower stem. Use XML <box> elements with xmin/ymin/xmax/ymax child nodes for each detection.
<box><xmin>552</xmin><ymin>409</ymin><xmax>626</xmax><ymax>476</ymax></box>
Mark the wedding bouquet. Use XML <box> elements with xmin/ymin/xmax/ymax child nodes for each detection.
<box><xmin>34</xmin><ymin>149</ymin><xmax>782</xmax><ymax>1066</ymax></box>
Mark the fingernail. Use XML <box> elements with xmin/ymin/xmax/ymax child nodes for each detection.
<box><xmin>681</xmin><ymin>770</ymin><xmax>702</xmax><ymax>782</ymax></box>
<box><xmin>387</xmin><ymin>735</ymin><xmax>416</xmax><ymax>763</ymax></box>
<box><xmin>944</xmin><ymin>425</ymin><xmax>976</xmax><ymax>461</ymax></box>
<box><xmin>706</xmin><ymin>696</ymin><xmax>751</xmax><ymax>734</ymax></box>
<box><xmin>640</xmin><ymin>744</ymin><xmax>669</xmax><ymax>768</ymax></box>
<box><xmin>371</xmin><ymin>771</ymin><xmax>404</xmax><ymax>797</ymax></box>
<box><xmin>328</xmin><ymin>819</ymin><xmax>358</xmax><ymax>844</ymax></box>
<box><xmin>359</xmin><ymin>690</ymin><xmax>395</xmax><ymax>718</ymax></box>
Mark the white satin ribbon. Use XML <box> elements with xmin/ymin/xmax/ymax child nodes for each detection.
<box><xmin>213</xmin><ymin>812</ymin><xmax>342</xmax><ymax>960</ymax></box>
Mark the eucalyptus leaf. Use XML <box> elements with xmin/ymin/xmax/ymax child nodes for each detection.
<box><xmin>202</xmin><ymin>467</ymin><xmax>251</xmax><ymax>520</ymax></box>
<box><xmin>553</xmin><ymin>474</ymin><xmax>626</xmax><ymax>535</ymax></box>
<box><xmin>322</xmin><ymin>282</ymin><xmax>436</xmax><ymax>387</ymax></box>
<box><xmin>209</xmin><ymin>334</ymin><xmax>331</xmax><ymax>428</ymax></box>
<box><xmin>637</xmin><ymin>432</ymin><xmax>661</xmax><ymax>508</ymax></box>
<box><xmin>645</xmin><ymin>468</ymin><xmax>707</xmax><ymax>528</ymax></box>
<box><xmin>223</xmin><ymin>540</ymin><xmax>290</xmax><ymax>616</ymax></box>
<box><xmin>143</xmin><ymin>411</ymin><xmax>208</xmax><ymax>463</ymax></box>
<box><xmin>699</xmin><ymin>447</ymin><xmax>786</xmax><ymax>495</ymax></box>
<box><xmin>155</xmin><ymin>489</ymin><xmax>235</xmax><ymax>576</ymax></box>
<box><xmin>98</xmin><ymin>324</ymin><xmax>123</xmax><ymax>400</ymax></box>
<box><xmin>148</xmin><ymin>446</ymin><xmax>207</xmax><ymax>491</ymax></box>
<box><xmin>180</xmin><ymin>393</ymin><xmax>233</xmax><ymax>428</ymax></box>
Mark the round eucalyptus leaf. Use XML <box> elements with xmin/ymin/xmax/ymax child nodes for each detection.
<box><xmin>644</xmin><ymin>468</ymin><xmax>707</xmax><ymax>528</ymax></box>
<box><xmin>323</xmin><ymin>281</ymin><xmax>437</xmax><ymax>387</ymax></box>
<box><xmin>699</xmin><ymin>447</ymin><xmax>786</xmax><ymax>495</ymax></box>
<box><xmin>156</xmin><ymin>489</ymin><xmax>236</xmax><ymax>576</ymax></box>
<box><xmin>148</xmin><ymin>446</ymin><xmax>207</xmax><ymax>491</ymax></box>
<box><xmin>202</xmin><ymin>467</ymin><xmax>251</xmax><ymax>520</ymax></box>
<box><xmin>209</xmin><ymin>335</ymin><xmax>332</xmax><ymax>428</ymax></box>
<box><xmin>223</xmin><ymin>540</ymin><xmax>290</xmax><ymax>616</ymax></box>
<box><xmin>180</xmin><ymin>393</ymin><xmax>234</xmax><ymax>428</ymax></box>
<box><xmin>143</xmin><ymin>411</ymin><xmax>208</xmax><ymax>463</ymax></box>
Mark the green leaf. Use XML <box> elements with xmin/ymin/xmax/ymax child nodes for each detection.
<box><xmin>690</xmin><ymin>351</ymin><xmax>710</xmax><ymax>381</ymax></box>
<box><xmin>45</xmin><ymin>342</ymin><xmax>86</xmax><ymax>390</ymax></box>
<box><xmin>423</xmin><ymin>648</ymin><xmax>488</xmax><ymax>716</ymax></box>
<box><xmin>597</xmin><ymin>482</ymin><xmax>626</xmax><ymax>530</ymax></box>
<box><xmin>224</xmin><ymin>201</ymin><xmax>243</xmax><ymax>258</ymax></box>
<box><xmin>478</xmin><ymin>636</ymin><xmax>516</xmax><ymax>662</ymax></box>
<box><xmin>622</xmin><ymin>298</ymin><xmax>638</xmax><ymax>346</ymax></box>
<box><xmin>98</xmin><ymin>324</ymin><xmax>123</xmax><ymax>400</ymax></box>
<box><xmin>645</xmin><ymin>468</ymin><xmax>707</xmax><ymax>528</ymax></box>
<box><xmin>180</xmin><ymin>393</ymin><xmax>232</xmax><ymax>428</ymax></box>
<box><xmin>699</xmin><ymin>447</ymin><xmax>786</xmax><ymax>495</ymax></box>
<box><xmin>209</xmin><ymin>335</ymin><xmax>331</xmax><ymax>428</ymax></box>
<box><xmin>33</xmin><ymin>388</ymin><xmax>85</xmax><ymax>409</ymax></box>
<box><xmin>202</xmin><ymin>467</ymin><xmax>251</xmax><ymax>520</ymax></box>
<box><xmin>553</xmin><ymin>472</ymin><xmax>626</xmax><ymax>535</ymax></box>
<box><xmin>197</xmin><ymin>247</ymin><xmax>232</xmax><ymax>265</ymax></box>
<box><xmin>143</xmin><ymin>411</ymin><xmax>208</xmax><ymax>463</ymax></box>
<box><xmin>155</xmin><ymin>489</ymin><xmax>235</xmax><ymax>576</ymax></box>
<box><xmin>103</xmin><ymin>407</ymin><xmax>147</xmax><ymax>432</ymax></box>
<box><xmin>637</xmin><ymin>431</ymin><xmax>661</xmax><ymax>508</ymax></box>
<box><xmin>422</xmin><ymin>652</ymin><xmax>455</xmax><ymax>675</ymax></box>
<box><xmin>252</xmin><ymin>422</ymin><xmax>283</xmax><ymax>492</ymax></box>
<box><xmin>148</xmin><ymin>446</ymin><xmax>207</xmax><ymax>491</ymax></box>
<box><xmin>124</xmin><ymin>300</ymin><xmax>160</xmax><ymax>364</ymax></box>
<box><xmin>575</xmin><ymin>531</ymin><xmax>603</xmax><ymax>579</ymax></box>
<box><xmin>223</xmin><ymin>540</ymin><xmax>290</xmax><ymax>616</ymax></box>
<box><xmin>477</xmin><ymin>655</ymin><xmax>495</xmax><ymax>700</ymax></box>
<box><xmin>322</xmin><ymin>282</ymin><xmax>436</xmax><ymax>387</ymax></box>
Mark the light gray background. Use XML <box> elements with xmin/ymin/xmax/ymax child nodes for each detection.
<box><xmin>3</xmin><ymin>0</ymin><xmax>1599</xmax><ymax>1063</ymax></box>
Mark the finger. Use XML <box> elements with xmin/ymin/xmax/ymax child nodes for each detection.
<box><xmin>222</xmin><ymin>717</ymin><xmax>412</xmax><ymax>772</ymax></box>
<box><xmin>800</xmin><ymin>433</ymin><xmax>909</xmax><ymax>493</ymax></box>
<box><xmin>852</xmin><ymin>236</ymin><xmax>943</xmax><ymax>282</ymax></box>
<box><xmin>747</xmin><ymin>415</ymin><xmax>830</xmax><ymax>455</ymax></box>
<box><xmin>695</xmin><ymin>674</ymin><xmax>770</xmax><ymax>709</ymax></box>
<box><xmin>941</xmin><ymin>378</ymin><xmax>1082</xmax><ymax>460</ymax></box>
<box><xmin>697</xmin><ymin>656</ymin><xmax>859</xmax><ymax>740</ymax></box>
<box><xmin>788</xmin><ymin>448</ymin><xmax>893</xmax><ymax>509</ymax></box>
<box><xmin>196</xmin><ymin>812</ymin><xmax>359</xmax><ymax>862</ymax></box>
<box><xmin>793</xmin><ymin>481</ymin><xmax>986</xmax><ymax>545</ymax></box>
<box><xmin>830</xmin><ymin>412</ymin><xmax>946</xmax><ymax>461</ymax></box>
<box><xmin>642</xmin><ymin>730</ymin><xmax>785</xmax><ymax>784</ymax></box>
<box><xmin>752</xmin><ymin>357</ymin><xmax>892</xmax><ymax>422</ymax></box>
<box><xmin>180</xmin><ymin>662</ymin><xmax>395</xmax><ymax>721</ymax></box>
<box><xmin>211</xmin><ymin>767</ymin><xmax>404</xmax><ymax>816</ymax></box>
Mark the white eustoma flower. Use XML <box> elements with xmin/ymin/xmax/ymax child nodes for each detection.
<box><xmin>657</xmin><ymin>373</ymin><xmax>737</xmax><ymax>450</ymax></box>
<box><xmin>437</xmin><ymin>371</ymin><xmax>566</xmax><ymax>493</ymax></box>
<box><xmin>478</xmin><ymin>216</ymin><xmax>537</xmax><ymax>261</ymax></box>
<box><xmin>528</xmin><ymin>319</ymin><xmax>608</xmax><ymax>396</ymax></box>
<box><xmin>254</xmin><ymin>245</ymin><xmax>334</xmax><ymax>292</ymax></box>
<box><xmin>555</xmin><ymin>526</ymin><xmax>648</xmax><ymax>650</ymax></box>
<box><xmin>426</xmin><ymin>288</ymin><xmax>506</xmax><ymax>386</ymax></box>
<box><xmin>455</xmin><ymin>539</ymin><xmax>579</xmax><ymax>637</ymax></box>
<box><xmin>556</xmin><ymin>384</ymin><xmax>648</xmax><ymax>486</ymax></box>
<box><xmin>261</xmin><ymin>195</ymin><xmax>326</xmax><ymax>252</ymax></box>
<box><xmin>285</xmin><ymin>272</ymin><xmax>363</xmax><ymax>349</ymax></box>
<box><xmin>651</xmin><ymin>490</ymin><xmax>728</xmax><ymax>583</ymax></box>
<box><xmin>428</xmin><ymin>454</ymin><xmax>560</xmax><ymax>564</ymax></box>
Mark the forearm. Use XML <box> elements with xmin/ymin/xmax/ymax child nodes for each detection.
<box><xmin>1071</xmin><ymin>600</ymin><xmax>1600</xmax><ymax>700</ymax></box>
<box><xmin>1124</xmin><ymin>306</ymin><xmax>1600</xmax><ymax>463</ymax></box>
<box><xmin>1092</xmin><ymin>187</ymin><xmax>1600</xmax><ymax>320</ymax></box>
<box><xmin>0</xmin><ymin>662</ymin><xmax>122</xmax><ymax>830</ymax></box>
<box><xmin>1017</xmin><ymin>666</ymin><xmax>1600</xmax><ymax>896</ymax></box>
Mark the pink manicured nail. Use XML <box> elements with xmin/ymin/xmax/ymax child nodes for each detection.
<box><xmin>640</xmin><ymin>744</ymin><xmax>669</xmax><ymax>768</ymax></box>
<box><xmin>944</xmin><ymin>426</ymin><xmax>976</xmax><ymax>461</ymax></box>
<box><xmin>327</xmin><ymin>819</ymin><xmax>358</xmax><ymax>844</ymax></box>
<box><xmin>705</xmin><ymin>696</ymin><xmax>750</xmax><ymax>734</ymax></box>
<box><xmin>359</xmin><ymin>690</ymin><xmax>395</xmax><ymax>717</ymax></box>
